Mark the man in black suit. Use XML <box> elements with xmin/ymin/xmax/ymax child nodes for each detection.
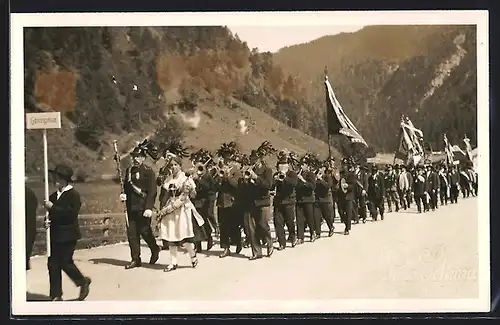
<box><xmin>295</xmin><ymin>156</ymin><xmax>317</xmax><ymax>243</ymax></box>
<box><xmin>425</xmin><ymin>164</ymin><xmax>440</xmax><ymax>211</ymax></box>
<box><xmin>43</xmin><ymin>164</ymin><xmax>91</xmax><ymax>301</ymax></box>
<box><xmin>120</xmin><ymin>146</ymin><xmax>160</xmax><ymax>269</ymax></box>
<box><xmin>448</xmin><ymin>165</ymin><xmax>460</xmax><ymax>203</ymax></box>
<box><xmin>342</xmin><ymin>161</ymin><xmax>357</xmax><ymax>235</ymax></box>
<box><xmin>355</xmin><ymin>165</ymin><xmax>369</xmax><ymax>223</ymax></box>
<box><xmin>191</xmin><ymin>160</ymin><xmax>217</xmax><ymax>253</ymax></box>
<box><xmin>273</xmin><ymin>153</ymin><xmax>299</xmax><ymax>250</ymax></box>
<box><xmin>314</xmin><ymin>162</ymin><xmax>335</xmax><ymax>237</ymax></box>
<box><xmin>25</xmin><ymin>185</ymin><xmax>38</xmax><ymax>271</ymax></box>
<box><xmin>245</xmin><ymin>150</ymin><xmax>274</xmax><ymax>260</ymax></box>
<box><xmin>326</xmin><ymin>158</ymin><xmax>340</xmax><ymax>224</ymax></box>
<box><xmin>367</xmin><ymin>165</ymin><xmax>385</xmax><ymax>221</ymax></box>
<box><xmin>215</xmin><ymin>157</ymin><xmax>243</xmax><ymax>258</ymax></box>
<box><xmin>384</xmin><ymin>164</ymin><xmax>400</xmax><ymax>212</ymax></box>
<box><xmin>438</xmin><ymin>164</ymin><xmax>450</xmax><ymax>206</ymax></box>
<box><xmin>413</xmin><ymin>166</ymin><xmax>428</xmax><ymax>213</ymax></box>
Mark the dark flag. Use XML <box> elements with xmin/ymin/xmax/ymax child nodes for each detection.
<box><xmin>324</xmin><ymin>75</ymin><xmax>368</xmax><ymax>147</ymax></box>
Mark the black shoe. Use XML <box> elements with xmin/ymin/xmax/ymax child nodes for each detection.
<box><xmin>219</xmin><ymin>248</ymin><xmax>231</xmax><ymax>258</ymax></box>
<box><xmin>125</xmin><ymin>260</ymin><xmax>141</xmax><ymax>269</ymax></box>
<box><xmin>315</xmin><ymin>234</ymin><xmax>321</xmax><ymax>240</ymax></box>
<box><xmin>78</xmin><ymin>277</ymin><xmax>91</xmax><ymax>301</ymax></box>
<box><xmin>191</xmin><ymin>257</ymin><xmax>199</xmax><ymax>268</ymax></box>
<box><xmin>267</xmin><ymin>246</ymin><xmax>274</xmax><ymax>257</ymax></box>
<box><xmin>164</xmin><ymin>264</ymin><xmax>178</xmax><ymax>272</ymax></box>
<box><xmin>381</xmin><ymin>215</ymin><xmax>384</xmax><ymax>220</ymax></box>
<box><xmin>277</xmin><ymin>245</ymin><xmax>285</xmax><ymax>251</ymax></box>
<box><xmin>149</xmin><ymin>246</ymin><xmax>160</xmax><ymax>264</ymax></box>
<box><xmin>297</xmin><ymin>239</ymin><xmax>304</xmax><ymax>245</ymax></box>
<box><xmin>362</xmin><ymin>218</ymin><xmax>366</xmax><ymax>224</ymax></box>
<box><xmin>344</xmin><ymin>230</ymin><xmax>350</xmax><ymax>235</ymax></box>
<box><xmin>242</xmin><ymin>240</ymin><xmax>249</xmax><ymax>248</ymax></box>
<box><xmin>328</xmin><ymin>229</ymin><xmax>334</xmax><ymax>237</ymax></box>
<box><xmin>249</xmin><ymin>255</ymin><xmax>262</xmax><ymax>260</ymax></box>
<box><xmin>236</xmin><ymin>244</ymin><xmax>242</xmax><ymax>254</ymax></box>
<box><xmin>51</xmin><ymin>296</ymin><xmax>63</xmax><ymax>301</ymax></box>
<box><xmin>291</xmin><ymin>238</ymin><xmax>298</xmax><ymax>247</ymax></box>
<box><xmin>207</xmin><ymin>237</ymin><xmax>214</xmax><ymax>251</ymax></box>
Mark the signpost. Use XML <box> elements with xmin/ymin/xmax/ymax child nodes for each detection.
<box><xmin>26</xmin><ymin>112</ymin><xmax>62</xmax><ymax>257</ymax></box>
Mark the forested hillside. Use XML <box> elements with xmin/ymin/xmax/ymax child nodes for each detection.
<box><xmin>23</xmin><ymin>26</ymin><xmax>329</xmax><ymax>177</ymax></box>
<box><xmin>274</xmin><ymin>25</ymin><xmax>477</xmax><ymax>152</ymax></box>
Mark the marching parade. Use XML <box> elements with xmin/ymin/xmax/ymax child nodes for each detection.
<box><xmin>22</xmin><ymin>68</ymin><xmax>480</xmax><ymax>302</ymax></box>
<box><xmin>31</xmin><ymin>134</ymin><xmax>478</xmax><ymax>301</ymax></box>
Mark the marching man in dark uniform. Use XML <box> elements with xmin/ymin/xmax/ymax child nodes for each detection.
<box><xmin>397</xmin><ymin>165</ymin><xmax>411</xmax><ymax>210</ymax></box>
<box><xmin>459</xmin><ymin>165</ymin><xmax>472</xmax><ymax>198</ymax></box>
<box><xmin>341</xmin><ymin>160</ymin><xmax>357</xmax><ymax>235</ymax></box>
<box><xmin>191</xmin><ymin>161</ymin><xmax>217</xmax><ymax>253</ymax></box>
<box><xmin>295</xmin><ymin>155</ymin><xmax>317</xmax><ymax>243</ymax></box>
<box><xmin>215</xmin><ymin>155</ymin><xmax>243</xmax><ymax>258</ymax></box>
<box><xmin>119</xmin><ymin>147</ymin><xmax>160</xmax><ymax>269</ymax></box>
<box><xmin>245</xmin><ymin>150</ymin><xmax>274</xmax><ymax>260</ymax></box>
<box><xmin>355</xmin><ymin>164</ymin><xmax>369</xmax><ymax>223</ymax></box>
<box><xmin>425</xmin><ymin>164</ymin><xmax>440</xmax><ymax>211</ymax></box>
<box><xmin>384</xmin><ymin>164</ymin><xmax>400</xmax><ymax>212</ymax></box>
<box><xmin>326</xmin><ymin>158</ymin><xmax>340</xmax><ymax>224</ymax></box>
<box><xmin>403</xmin><ymin>165</ymin><xmax>414</xmax><ymax>209</ymax></box>
<box><xmin>314</xmin><ymin>161</ymin><xmax>335</xmax><ymax>237</ymax></box>
<box><xmin>43</xmin><ymin>164</ymin><xmax>91</xmax><ymax>301</ymax></box>
<box><xmin>449</xmin><ymin>165</ymin><xmax>460</xmax><ymax>203</ymax></box>
<box><xmin>438</xmin><ymin>164</ymin><xmax>450</xmax><ymax>206</ymax></box>
<box><xmin>273</xmin><ymin>152</ymin><xmax>299</xmax><ymax>250</ymax></box>
<box><xmin>413</xmin><ymin>166</ymin><xmax>429</xmax><ymax>213</ymax></box>
<box><xmin>367</xmin><ymin>164</ymin><xmax>385</xmax><ymax>221</ymax></box>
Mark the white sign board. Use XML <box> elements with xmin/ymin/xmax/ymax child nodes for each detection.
<box><xmin>26</xmin><ymin>112</ymin><xmax>62</xmax><ymax>129</ymax></box>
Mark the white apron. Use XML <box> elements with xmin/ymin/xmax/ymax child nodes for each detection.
<box><xmin>159</xmin><ymin>171</ymin><xmax>205</xmax><ymax>243</ymax></box>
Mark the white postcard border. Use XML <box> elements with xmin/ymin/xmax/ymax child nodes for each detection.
<box><xmin>10</xmin><ymin>10</ymin><xmax>490</xmax><ymax>315</ymax></box>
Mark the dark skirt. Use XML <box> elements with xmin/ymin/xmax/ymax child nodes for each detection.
<box><xmin>192</xmin><ymin>215</ymin><xmax>207</xmax><ymax>242</ymax></box>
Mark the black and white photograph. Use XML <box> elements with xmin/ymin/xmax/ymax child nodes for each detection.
<box><xmin>11</xmin><ymin>11</ymin><xmax>489</xmax><ymax>315</ymax></box>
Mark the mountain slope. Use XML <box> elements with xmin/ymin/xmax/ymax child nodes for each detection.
<box><xmin>273</xmin><ymin>25</ymin><xmax>477</xmax><ymax>152</ymax></box>
<box><xmin>23</xmin><ymin>26</ymin><xmax>331</xmax><ymax>178</ymax></box>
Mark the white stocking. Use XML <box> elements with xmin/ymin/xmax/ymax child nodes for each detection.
<box><xmin>168</xmin><ymin>245</ymin><xmax>178</xmax><ymax>265</ymax></box>
<box><xmin>183</xmin><ymin>242</ymin><xmax>196</xmax><ymax>259</ymax></box>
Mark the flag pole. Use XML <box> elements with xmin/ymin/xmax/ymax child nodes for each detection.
<box><xmin>393</xmin><ymin>115</ymin><xmax>403</xmax><ymax>165</ymax></box>
<box><xmin>324</xmin><ymin>66</ymin><xmax>332</xmax><ymax>159</ymax></box>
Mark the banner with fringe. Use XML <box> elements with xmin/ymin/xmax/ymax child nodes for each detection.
<box><xmin>395</xmin><ymin>115</ymin><xmax>424</xmax><ymax>166</ymax></box>
<box><xmin>324</xmin><ymin>75</ymin><xmax>368</xmax><ymax>147</ymax></box>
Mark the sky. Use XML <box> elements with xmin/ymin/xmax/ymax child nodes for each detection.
<box><xmin>227</xmin><ymin>25</ymin><xmax>365</xmax><ymax>53</ymax></box>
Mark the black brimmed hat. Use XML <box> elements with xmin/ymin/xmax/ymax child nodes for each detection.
<box><xmin>130</xmin><ymin>146</ymin><xmax>146</xmax><ymax>157</ymax></box>
<box><xmin>48</xmin><ymin>164</ymin><xmax>74</xmax><ymax>182</ymax></box>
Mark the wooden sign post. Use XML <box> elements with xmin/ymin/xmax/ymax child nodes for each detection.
<box><xmin>26</xmin><ymin>112</ymin><xmax>62</xmax><ymax>257</ymax></box>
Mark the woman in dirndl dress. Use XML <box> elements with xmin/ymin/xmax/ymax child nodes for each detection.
<box><xmin>157</xmin><ymin>156</ymin><xmax>205</xmax><ymax>272</ymax></box>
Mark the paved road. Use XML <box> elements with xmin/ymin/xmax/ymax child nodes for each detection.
<box><xmin>26</xmin><ymin>197</ymin><xmax>479</xmax><ymax>301</ymax></box>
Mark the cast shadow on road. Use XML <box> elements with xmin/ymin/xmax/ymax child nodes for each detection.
<box><xmin>26</xmin><ymin>292</ymin><xmax>51</xmax><ymax>301</ymax></box>
<box><xmin>88</xmin><ymin>258</ymin><xmax>166</xmax><ymax>270</ymax></box>
<box><xmin>26</xmin><ymin>292</ymin><xmax>84</xmax><ymax>302</ymax></box>
<box><xmin>199</xmin><ymin>249</ymin><xmax>248</xmax><ymax>259</ymax></box>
